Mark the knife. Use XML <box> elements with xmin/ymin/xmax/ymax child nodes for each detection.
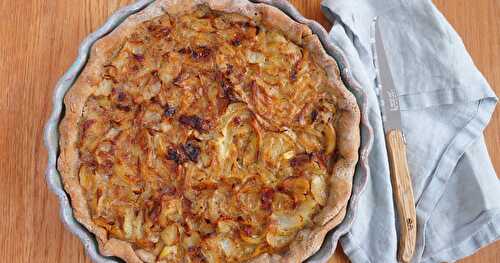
<box><xmin>373</xmin><ymin>18</ymin><xmax>417</xmax><ymax>263</ymax></box>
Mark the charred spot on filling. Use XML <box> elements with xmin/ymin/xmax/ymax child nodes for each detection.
<box><xmin>102</xmin><ymin>64</ymin><xmax>118</xmax><ymax>83</ymax></box>
<box><xmin>112</xmin><ymin>89</ymin><xmax>131</xmax><ymax>108</ymax></box>
<box><xmin>230</xmin><ymin>35</ymin><xmax>242</xmax><ymax>46</ymax></box>
<box><xmin>289</xmin><ymin>153</ymin><xmax>312</xmax><ymax>167</ymax></box>
<box><xmin>117</xmin><ymin>92</ymin><xmax>126</xmax><ymax>101</ymax></box>
<box><xmin>225</xmin><ymin>64</ymin><xmax>234</xmax><ymax>75</ymax></box>
<box><xmin>191</xmin><ymin>46</ymin><xmax>212</xmax><ymax>60</ymax></box>
<box><xmin>290</xmin><ymin>67</ymin><xmax>298</xmax><ymax>81</ymax></box>
<box><xmin>167</xmin><ymin>148</ymin><xmax>182</xmax><ymax>164</ymax></box>
<box><xmin>116</xmin><ymin>105</ymin><xmax>131</xmax><ymax>112</ymax></box>
<box><xmin>178</xmin><ymin>47</ymin><xmax>193</xmax><ymax>55</ymax></box>
<box><xmin>179</xmin><ymin>115</ymin><xmax>209</xmax><ymax>132</ymax></box>
<box><xmin>311</xmin><ymin>109</ymin><xmax>318</xmax><ymax>122</ymax></box>
<box><xmin>290</xmin><ymin>59</ymin><xmax>302</xmax><ymax>82</ymax></box>
<box><xmin>150</xmin><ymin>70</ymin><xmax>159</xmax><ymax>79</ymax></box>
<box><xmin>221</xmin><ymin>78</ymin><xmax>239</xmax><ymax>102</ymax></box>
<box><xmin>133</xmin><ymin>53</ymin><xmax>144</xmax><ymax>62</ymax></box>
<box><xmin>172</xmin><ymin>70</ymin><xmax>189</xmax><ymax>86</ymax></box>
<box><xmin>253</xmin><ymin>24</ymin><xmax>260</xmax><ymax>35</ymax></box>
<box><xmin>182</xmin><ymin>140</ymin><xmax>200</xmax><ymax>162</ymax></box>
<box><xmin>164</xmin><ymin>105</ymin><xmax>176</xmax><ymax>117</ymax></box>
<box><xmin>166</xmin><ymin>141</ymin><xmax>200</xmax><ymax>164</ymax></box>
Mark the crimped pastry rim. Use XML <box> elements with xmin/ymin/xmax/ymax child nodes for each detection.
<box><xmin>44</xmin><ymin>1</ymin><xmax>373</xmax><ymax>262</ymax></box>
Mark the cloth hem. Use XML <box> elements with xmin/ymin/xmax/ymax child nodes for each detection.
<box><xmin>422</xmin><ymin>212</ymin><xmax>500</xmax><ymax>262</ymax></box>
<box><xmin>414</xmin><ymin>96</ymin><xmax>497</xmax><ymax>262</ymax></box>
<box><xmin>339</xmin><ymin>212</ymin><xmax>500</xmax><ymax>263</ymax></box>
<box><xmin>398</xmin><ymin>84</ymin><xmax>497</xmax><ymax>111</ymax></box>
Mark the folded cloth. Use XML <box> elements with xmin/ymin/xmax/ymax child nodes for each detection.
<box><xmin>319</xmin><ymin>0</ymin><xmax>500</xmax><ymax>262</ymax></box>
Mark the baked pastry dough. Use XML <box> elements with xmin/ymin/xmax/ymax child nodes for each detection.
<box><xmin>58</xmin><ymin>1</ymin><xmax>360</xmax><ymax>262</ymax></box>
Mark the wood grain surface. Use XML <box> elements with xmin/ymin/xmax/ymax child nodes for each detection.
<box><xmin>0</xmin><ymin>0</ymin><xmax>498</xmax><ymax>262</ymax></box>
<box><xmin>385</xmin><ymin>130</ymin><xmax>417</xmax><ymax>263</ymax></box>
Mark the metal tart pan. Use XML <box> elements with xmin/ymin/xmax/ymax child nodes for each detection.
<box><xmin>44</xmin><ymin>1</ymin><xmax>373</xmax><ymax>262</ymax></box>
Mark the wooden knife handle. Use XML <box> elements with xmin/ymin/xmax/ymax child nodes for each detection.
<box><xmin>386</xmin><ymin>129</ymin><xmax>417</xmax><ymax>263</ymax></box>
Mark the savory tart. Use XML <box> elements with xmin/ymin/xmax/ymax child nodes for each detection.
<box><xmin>58</xmin><ymin>0</ymin><xmax>360</xmax><ymax>262</ymax></box>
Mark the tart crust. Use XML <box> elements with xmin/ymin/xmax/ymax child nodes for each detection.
<box><xmin>58</xmin><ymin>0</ymin><xmax>360</xmax><ymax>262</ymax></box>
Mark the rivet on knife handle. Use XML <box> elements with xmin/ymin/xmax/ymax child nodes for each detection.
<box><xmin>386</xmin><ymin>129</ymin><xmax>417</xmax><ymax>263</ymax></box>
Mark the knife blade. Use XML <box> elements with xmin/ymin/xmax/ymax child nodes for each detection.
<box><xmin>373</xmin><ymin>18</ymin><xmax>417</xmax><ymax>263</ymax></box>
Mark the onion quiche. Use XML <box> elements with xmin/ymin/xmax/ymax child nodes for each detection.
<box><xmin>58</xmin><ymin>0</ymin><xmax>360</xmax><ymax>262</ymax></box>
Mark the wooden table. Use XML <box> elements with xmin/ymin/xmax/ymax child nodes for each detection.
<box><xmin>0</xmin><ymin>0</ymin><xmax>498</xmax><ymax>262</ymax></box>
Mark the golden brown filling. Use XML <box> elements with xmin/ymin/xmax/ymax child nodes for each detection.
<box><xmin>78</xmin><ymin>5</ymin><xmax>339</xmax><ymax>262</ymax></box>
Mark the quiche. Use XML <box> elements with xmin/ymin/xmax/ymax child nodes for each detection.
<box><xmin>58</xmin><ymin>0</ymin><xmax>360</xmax><ymax>262</ymax></box>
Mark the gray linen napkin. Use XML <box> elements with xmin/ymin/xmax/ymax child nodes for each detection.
<box><xmin>318</xmin><ymin>0</ymin><xmax>500</xmax><ymax>262</ymax></box>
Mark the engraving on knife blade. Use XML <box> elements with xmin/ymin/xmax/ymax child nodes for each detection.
<box><xmin>386</xmin><ymin>89</ymin><xmax>399</xmax><ymax>111</ymax></box>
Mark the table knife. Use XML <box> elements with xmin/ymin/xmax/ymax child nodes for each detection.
<box><xmin>373</xmin><ymin>18</ymin><xmax>417</xmax><ymax>263</ymax></box>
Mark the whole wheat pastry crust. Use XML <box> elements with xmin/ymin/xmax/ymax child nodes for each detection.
<box><xmin>58</xmin><ymin>0</ymin><xmax>360</xmax><ymax>262</ymax></box>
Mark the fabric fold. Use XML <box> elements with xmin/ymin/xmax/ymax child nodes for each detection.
<box><xmin>320</xmin><ymin>0</ymin><xmax>499</xmax><ymax>262</ymax></box>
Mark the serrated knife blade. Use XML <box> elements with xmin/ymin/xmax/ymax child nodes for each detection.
<box><xmin>373</xmin><ymin>18</ymin><xmax>417</xmax><ymax>263</ymax></box>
